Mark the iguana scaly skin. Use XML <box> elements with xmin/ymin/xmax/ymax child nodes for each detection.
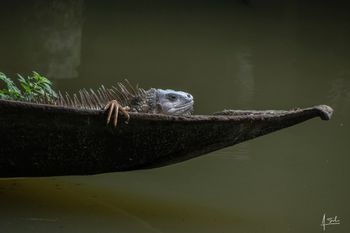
<box><xmin>47</xmin><ymin>81</ymin><xmax>194</xmax><ymax>126</ymax></box>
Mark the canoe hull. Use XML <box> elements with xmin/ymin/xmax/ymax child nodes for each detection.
<box><xmin>0</xmin><ymin>100</ymin><xmax>333</xmax><ymax>177</ymax></box>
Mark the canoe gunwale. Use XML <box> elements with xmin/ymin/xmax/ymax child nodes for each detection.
<box><xmin>0</xmin><ymin>99</ymin><xmax>333</xmax><ymax>122</ymax></box>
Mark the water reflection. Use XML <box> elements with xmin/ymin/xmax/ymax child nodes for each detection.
<box><xmin>235</xmin><ymin>48</ymin><xmax>255</xmax><ymax>105</ymax></box>
<box><xmin>0</xmin><ymin>177</ymin><xmax>261</xmax><ymax>233</ymax></box>
<box><xmin>32</xmin><ymin>0</ymin><xmax>84</xmax><ymax>79</ymax></box>
<box><xmin>0</xmin><ymin>178</ymin><xmax>163</xmax><ymax>233</ymax></box>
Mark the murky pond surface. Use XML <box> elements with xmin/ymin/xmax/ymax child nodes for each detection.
<box><xmin>0</xmin><ymin>1</ymin><xmax>349</xmax><ymax>232</ymax></box>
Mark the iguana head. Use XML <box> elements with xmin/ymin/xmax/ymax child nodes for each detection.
<box><xmin>154</xmin><ymin>89</ymin><xmax>194</xmax><ymax>115</ymax></box>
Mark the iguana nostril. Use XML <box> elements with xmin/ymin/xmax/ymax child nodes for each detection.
<box><xmin>187</xmin><ymin>94</ymin><xmax>192</xmax><ymax>99</ymax></box>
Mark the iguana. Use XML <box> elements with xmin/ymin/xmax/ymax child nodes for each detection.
<box><xmin>49</xmin><ymin>81</ymin><xmax>194</xmax><ymax>127</ymax></box>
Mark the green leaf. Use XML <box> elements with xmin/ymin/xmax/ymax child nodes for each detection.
<box><xmin>0</xmin><ymin>72</ymin><xmax>22</xmax><ymax>100</ymax></box>
<box><xmin>1</xmin><ymin>71</ymin><xmax>57</xmax><ymax>102</ymax></box>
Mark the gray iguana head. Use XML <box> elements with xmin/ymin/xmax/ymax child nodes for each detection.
<box><xmin>156</xmin><ymin>89</ymin><xmax>194</xmax><ymax>115</ymax></box>
<box><xmin>144</xmin><ymin>88</ymin><xmax>194</xmax><ymax>115</ymax></box>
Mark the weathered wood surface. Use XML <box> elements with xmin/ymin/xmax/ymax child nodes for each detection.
<box><xmin>0</xmin><ymin>99</ymin><xmax>333</xmax><ymax>177</ymax></box>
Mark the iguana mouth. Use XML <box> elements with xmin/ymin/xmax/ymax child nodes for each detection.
<box><xmin>168</xmin><ymin>100</ymin><xmax>194</xmax><ymax>115</ymax></box>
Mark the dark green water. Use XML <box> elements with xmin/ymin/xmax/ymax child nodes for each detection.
<box><xmin>0</xmin><ymin>1</ymin><xmax>349</xmax><ymax>232</ymax></box>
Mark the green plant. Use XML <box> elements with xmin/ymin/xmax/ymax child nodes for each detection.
<box><xmin>0</xmin><ymin>72</ymin><xmax>22</xmax><ymax>100</ymax></box>
<box><xmin>0</xmin><ymin>71</ymin><xmax>57</xmax><ymax>102</ymax></box>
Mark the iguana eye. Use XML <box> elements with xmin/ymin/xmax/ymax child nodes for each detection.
<box><xmin>167</xmin><ymin>94</ymin><xmax>177</xmax><ymax>101</ymax></box>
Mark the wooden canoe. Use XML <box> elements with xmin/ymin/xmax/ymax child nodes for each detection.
<box><xmin>0</xmin><ymin>99</ymin><xmax>333</xmax><ymax>177</ymax></box>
